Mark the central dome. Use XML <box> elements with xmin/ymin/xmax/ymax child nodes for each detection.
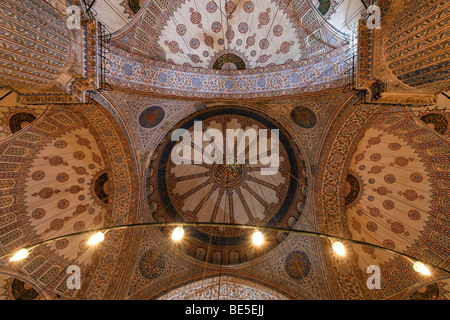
<box><xmin>146</xmin><ymin>106</ymin><xmax>308</xmax><ymax>265</ymax></box>
<box><xmin>212</xmin><ymin>158</ymin><xmax>245</xmax><ymax>187</ymax></box>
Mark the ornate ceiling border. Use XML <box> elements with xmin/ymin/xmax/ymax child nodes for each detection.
<box><xmin>315</xmin><ymin>92</ymin><xmax>382</xmax><ymax>299</ymax></box>
<box><xmin>105</xmin><ymin>44</ymin><xmax>351</xmax><ymax>99</ymax></box>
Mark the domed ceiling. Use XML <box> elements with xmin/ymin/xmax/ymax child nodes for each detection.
<box><xmin>146</xmin><ymin>106</ymin><xmax>308</xmax><ymax>265</ymax></box>
<box><xmin>0</xmin><ymin>97</ymin><xmax>139</xmax><ymax>300</ymax></box>
<box><xmin>1</xmin><ymin>0</ymin><xmax>449</xmax><ymax>302</ymax></box>
<box><xmin>155</xmin><ymin>0</ymin><xmax>314</xmax><ymax>68</ymax></box>
<box><xmin>109</xmin><ymin>0</ymin><xmax>352</xmax><ymax>68</ymax></box>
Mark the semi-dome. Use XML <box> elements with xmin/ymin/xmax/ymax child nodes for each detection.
<box><xmin>108</xmin><ymin>0</ymin><xmax>351</xmax><ymax>69</ymax></box>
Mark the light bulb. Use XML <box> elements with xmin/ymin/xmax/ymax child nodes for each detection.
<box><xmin>10</xmin><ymin>248</ymin><xmax>29</xmax><ymax>262</ymax></box>
<box><xmin>252</xmin><ymin>230</ymin><xmax>263</xmax><ymax>246</ymax></box>
<box><xmin>332</xmin><ymin>241</ymin><xmax>346</xmax><ymax>256</ymax></box>
<box><xmin>413</xmin><ymin>261</ymin><xmax>431</xmax><ymax>276</ymax></box>
<box><xmin>172</xmin><ymin>226</ymin><xmax>184</xmax><ymax>241</ymax></box>
<box><xmin>87</xmin><ymin>231</ymin><xmax>105</xmax><ymax>245</ymax></box>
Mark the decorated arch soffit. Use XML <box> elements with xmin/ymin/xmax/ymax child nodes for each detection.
<box><xmin>316</xmin><ymin>92</ymin><xmax>450</xmax><ymax>299</ymax></box>
<box><xmin>157</xmin><ymin>275</ymin><xmax>290</xmax><ymax>300</ymax></box>
<box><xmin>0</xmin><ymin>99</ymin><xmax>138</xmax><ymax>300</ymax></box>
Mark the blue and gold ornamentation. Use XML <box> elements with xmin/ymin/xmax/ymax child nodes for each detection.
<box><xmin>345</xmin><ymin>173</ymin><xmax>361</xmax><ymax>206</ymax></box>
<box><xmin>291</xmin><ymin>106</ymin><xmax>317</xmax><ymax>129</ymax></box>
<box><xmin>212</xmin><ymin>158</ymin><xmax>245</xmax><ymax>188</ymax></box>
<box><xmin>284</xmin><ymin>251</ymin><xmax>311</xmax><ymax>280</ymax></box>
<box><xmin>317</xmin><ymin>0</ymin><xmax>331</xmax><ymax>15</ymax></box>
<box><xmin>138</xmin><ymin>250</ymin><xmax>165</xmax><ymax>279</ymax></box>
<box><xmin>138</xmin><ymin>106</ymin><xmax>165</xmax><ymax>128</ymax></box>
<box><xmin>419</xmin><ymin>113</ymin><xmax>448</xmax><ymax>135</ymax></box>
<box><xmin>8</xmin><ymin>112</ymin><xmax>37</xmax><ymax>134</ymax></box>
<box><xmin>213</xmin><ymin>53</ymin><xmax>246</xmax><ymax>70</ymax></box>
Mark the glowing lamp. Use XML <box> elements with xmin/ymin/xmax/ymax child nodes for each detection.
<box><xmin>413</xmin><ymin>261</ymin><xmax>431</xmax><ymax>276</ymax></box>
<box><xmin>172</xmin><ymin>226</ymin><xmax>184</xmax><ymax>241</ymax></box>
<box><xmin>87</xmin><ymin>232</ymin><xmax>105</xmax><ymax>245</ymax></box>
<box><xmin>252</xmin><ymin>230</ymin><xmax>264</xmax><ymax>246</ymax></box>
<box><xmin>10</xmin><ymin>248</ymin><xmax>29</xmax><ymax>262</ymax></box>
<box><xmin>332</xmin><ymin>241</ymin><xmax>346</xmax><ymax>256</ymax></box>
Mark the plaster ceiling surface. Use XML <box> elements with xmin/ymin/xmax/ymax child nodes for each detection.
<box><xmin>109</xmin><ymin>0</ymin><xmax>353</xmax><ymax>69</ymax></box>
<box><xmin>22</xmin><ymin>126</ymin><xmax>109</xmax><ymax>266</ymax></box>
<box><xmin>93</xmin><ymin>0</ymin><xmax>368</xmax><ymax>41</ymax></box>
<box><xmin>347</xmin><ymin>126</ymin><xmax>435</xmax><ymax>267</ymax></box>
<box><xmin>309</xmin><ymin>0</ymin><xmax>367</xmax><ymax>35</ymax></box>
<box><xmin>156</xmin><ymin>0</ymin><xmax>306</xmax><ymax>68</ymax></box>
<box><xmin>1</xmin><ymin>92</ymin><xmax>449</xmax><ymax>300</ymax></box>
<box><xmin>86</xmin><ymin>0</ymin><xmax>143</xmax><ymax>33</ymax></box>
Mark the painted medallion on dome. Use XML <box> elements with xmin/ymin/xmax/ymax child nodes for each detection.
<box><xmin>291</xmin><ymin>106</ymin><xmax>317</xmax><ymax>129</ymax></box>
<box><xmin>138</xmin><ymin>106</ymin><xmax>165</xmax><ymax>128</ymax></box>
